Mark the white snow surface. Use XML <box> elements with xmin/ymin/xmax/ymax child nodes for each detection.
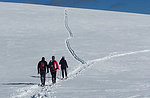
<box><xmin>0</xmin><ymin>2</ymin><xmax>150</xmax><ymax>98</ymax></box>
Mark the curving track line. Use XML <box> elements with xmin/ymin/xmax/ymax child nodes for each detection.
<box><xmin>65</xmin><ymin>9</ymin><xmax>86</xmax><ymax>64</ymax></box>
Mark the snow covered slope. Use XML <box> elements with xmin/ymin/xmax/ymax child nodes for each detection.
<box><xmin>0</xmin><ymin>2</ymin><xmax>150</xmax><ymax>98</ymax></box>
<box><xmin>1</xmin><ymin>0</ymin><xmax>150</xmax><ymax>14</ymax></box>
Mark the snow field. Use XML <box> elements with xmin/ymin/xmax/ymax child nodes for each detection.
<box><xmin>0</xmin><ymin>2</ymin><xmax>150</xmax><ymax>98</ymax></box>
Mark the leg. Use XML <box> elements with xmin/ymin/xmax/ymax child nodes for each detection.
<box><xmin>61</xmin><ymin>68</ymin><xmax>64</xmax><ymax>78</ymax></box>
<box><xmin>40</xmin><ymin>72</ymin><xmax>45</xmax><ymax>86</ymax></box>
<box><xmin>40</xmin><ymin>73</ymin><xmax>43</xmax><ymax>84</ymax></box>
<box><xmin>43</xmin><ymin>73</ymin><xmax>46</xmax><ymax>85</ymax></box>
<box><xmin>64</xmin><ymin>68</ymin><xmax>68</xmax><ymax>78</ymax></box>
<box><xmin>54</xmin><ymin>71</ymin><xmax>57</xmax><ymax>83</ymax></box>
<box><xmin>51</xmin><ymin>72</ymin><xmax>54</xmax><ymax>83</ymax></box>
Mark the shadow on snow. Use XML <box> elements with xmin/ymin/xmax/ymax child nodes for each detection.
<box><xmin>30</xmin><ymin>75</ymin><xmax>51</xmax><ymax>78</ymax></box>
<box><xmin>2</xmin><ymin>82</ymin><xmax>37</xmax><ymax>86</ymax></box>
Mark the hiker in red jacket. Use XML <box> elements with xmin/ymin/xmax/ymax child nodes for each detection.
<box><xmin>48</xmin><ymin>56</ymin><xmax>59</xmax><ymax>83</ymax></box>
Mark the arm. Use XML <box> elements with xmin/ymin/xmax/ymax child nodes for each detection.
<box><xmin>56</xmin><ymin>61</ymin><xmax>59</xmax><ymax>69</ymax></box>
<box><xmin>65</xmin><ymin>60</ymin><xmax>68</xmax><ymax>68</ymax></box>
<box><xmin>59</xmin><ymin>60</ymin><xmax>61</xmax><ymax>65</ymax></box>
<box><xmin>37</xmin><ymin>62</ymin><xmax>40</xmax><ymax>74</ymax></box>
<box><xmin>46</xmin><ymin>61</ymin><xmax>49</xmax><ymax>73</ymax></box>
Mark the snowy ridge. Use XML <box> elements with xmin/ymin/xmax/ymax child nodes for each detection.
<box><xmin>65</xmin><ymin>9</ymin><xmax>86</xmax><ymax>64</ymax></box>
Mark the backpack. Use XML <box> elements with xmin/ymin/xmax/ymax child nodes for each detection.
<box><xmin>49</xmin><ymin>60</ymin><xmax>56</xmax><ymax>71</ymax></box>
<box><xmin>40</xmin><ymin>62</ymin><xmax>44</xmax><ymax>70</ymax></box>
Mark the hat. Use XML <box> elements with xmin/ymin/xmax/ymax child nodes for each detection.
<box><xmin>52</xmin><ymin>56</ymin><xmax>55</xmax><ymax>60</ymax></box>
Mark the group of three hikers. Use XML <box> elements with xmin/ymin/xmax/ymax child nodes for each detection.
<box><xmin>37</xmin><ymin>56</ymin><xmax>68</xmax><ymax>86</ymax></box>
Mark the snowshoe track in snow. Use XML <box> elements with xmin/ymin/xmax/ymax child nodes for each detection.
<box><xmin>65</xmin><ymin>9</ymin><xmax>86</xmax><ymax>64</ymax></box>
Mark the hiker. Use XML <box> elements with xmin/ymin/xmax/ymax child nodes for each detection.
<box><xmin>59</xmin><ymin>56</ymin><xmax>68</xmax><ymax>79</ymax></box>
<box><xmin>37</xmin><ymin>57</ymin><xmax>49</xmax><ymax>86</ymax></box>
<box><xmin>49</xmin><ymin>56</ymin><xmax>59</xmax><ymax>83</ymax></box>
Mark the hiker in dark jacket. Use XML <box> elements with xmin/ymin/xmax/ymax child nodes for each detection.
<box><xmin>37</xmin><ymin>57</ymin><xmax>49</xmax><ymax>86</ymax></box>
<box><xmin>59</xmin><ymin>56</ymin><xmax>68</xmax><ymax>79</ymax></box>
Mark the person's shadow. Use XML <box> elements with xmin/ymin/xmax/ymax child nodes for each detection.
<box><xmin>30</xmin><ymin>75</ymin><xmax>51</xmax><ymax>78</ymax></box>
<box><xmin>2</xmin><ymin>82</ymin><xmax>37</xmax><ymax>86</ymax></box>
<box><xmin>1</xmin><ymin>75</ymin><xmax>54</xmax><ymax>86</ymax></box>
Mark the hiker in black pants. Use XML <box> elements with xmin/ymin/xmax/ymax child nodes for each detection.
<box><xmin>49</xmin><ymin>56</ymin><xmax>59</xmax><ymax>83</ymax></box>
<box><xmin>37</xmin><ymin>57</ymin><xmax>49</xmax><ymax>86</ymax></box>
<box><xmin>59</xmin><ymin>56</ymin><xmax>68</xmax><ymax>79</ymax></box>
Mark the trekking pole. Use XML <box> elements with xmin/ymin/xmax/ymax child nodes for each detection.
<box><xmin>57</xmin><ymin>68</ymin><xmax>60</xmax><ymax>80</ymax></box>
<box><xmin>57</xmin><ymin>69</ymin><xmax>59</xmax><ymax>79</ymax></box>
<box><xmin>67</xmin><ymin>68</ymin><xmax>68</xmax><ymax>78</ymax></box>
<box><xmin>59</xmin><ymin>68</ymin><xmax>61</xmax><ymax>79</ymax></box>
<box><xmin>48</xmin><ymin>72</ymin><xmax>50</xmax><ymax>83</ymax></box>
